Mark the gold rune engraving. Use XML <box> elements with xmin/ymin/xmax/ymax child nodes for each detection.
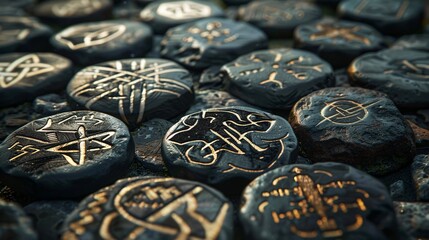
<box><xmin>310</xmin><ymin>23</ymin><xmax>371</xmax><ymax>46</ymax></box>
<box><xmin>384</xmin><ymin>59</ymin><xmax>429</xmax><ymax>79</ymax></box>
<box><xmin>51</xmin><ymin>0</ymin><xmax>103</xmax><ymax>17</ymax></box>
<box><xmin>0</xmin><ymin>54</ymin><xmax>55</xmax><ymax>88</ymax></box>
<box><xmin>156</xmin><ymin>1</ymin><xmax>211</xmax><ymax>20</ymax></box>
<box><xmin>187</xmin><ymin>21</ymin><xmax>237</xmax><ymax>44</ymax></box>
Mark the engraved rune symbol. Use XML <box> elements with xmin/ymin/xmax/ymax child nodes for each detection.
<box><xmin>157</xmin><ymin>1</ymin><xmax>211</xmax><ymax>20</ymax></box>
<box><xmin>258</xmin><ymin>167</ymin><xmax>369</xmax><ymax>238</ymax></box>
<box><xmin>51</xmin><ymin>0</ymin><xmax>102</xmax><ymax>17</ymax></box>
<box><xmin>317</xmin><ymin>99</ymin><xmax>381</xmax><ymax>126</ymax></box>
<box><xmin>310</xmin><ymin>24</ymin><xmax>371</xmax><ymax>46</ymax></box>
<box><xmin>355</xmin><ymin>0</ymin><xmax>409</xmax><ymax>18</ymax></box>
<box><xmin>384</xmin><ymin>59</ymin><xmax>429</xmax><ymax>79</ymax></box>
<box><xmin>0</xmin><ymin>17</ymin><xmax>35</xmax><ymax>43</ymax></box>
<box><xmin>186</xmin><ymin>21</ymin><xmax>237</xmax><ymax>44</ymax></box>
<box><xmin>55</xmin><ymin>23</ymin><xmax>126</xmax><ymax>50</ymax></box>
<box><xmin>0</xmin><ymin>54</ymin><xmax>55</xmax><ymax>88</ymax></box>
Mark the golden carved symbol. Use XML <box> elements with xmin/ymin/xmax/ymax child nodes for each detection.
<box><xmin>55</xmin><ymin>23</ymin><xmax>126</xmax><ymax>50</ymax></box>
<box><xmin>70</xmin><ymin>60</ymin><xmax>192</xmax><ymax>125</ymax></box>
<box><xmin>384</xmin><ymin>59</ymin><xmax>429</xmax><ymax>79</ymax></box>
<box><xmin>156</xmin><ymin>1</ymin><xmax>212</xmax><ymax>20</ymax></box>
<box><xmin>355</xmin><ymin>0</ymin><xmax>409</xmax><ymax>18</ymax></box>
<box><xmin>0</xmin><ymin>54</ymin><xmax>55</xmax><ymax>88</ymax></box>
<box><xmin>167</xmin><ymin>109</ymin><xmax>288</xmax><ymax>173</ymax></box>
<box><xmin>97</xmin><ymin>178</ymin><xmax>229</xmax><ymax>239</ymax></box>
<box><xmin>310</xmin><ymin>23</ymin><xmax>371</xmax><ymax>46</ymax></box>
<box><xmin>258</xmin><ymin>167</ymin><xmax>369</xmax><ymax>238</ymax></box>
<box><xmin>51</xmin><ymin>0</ymin><xmax>102</xmax><ymax>17</ymax></box>
<box><xmin>317</xmin><ymin>99</ymin><xmax>380</xmax><ymax>126</ymax></box>
<box><xmin>187</xmin><ymin>21</ymin><xmax>237</xmax><ymax>44</ymax></box>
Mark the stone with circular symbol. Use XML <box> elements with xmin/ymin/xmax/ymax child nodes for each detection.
<box><xmin>139</xmin><ymin>0</ymin><xmax>224</xmax><ymax>34</ymax></box>
<box><xmin>289</xmin><ymin>87</ymin><xmax>415</xmax><ymax>175</ymax></box>
<box><xmin>33</xmin><ymin>0</ymin><xmax>113</xmax><ymax>27</ymax></box>
<box><xmin>51</xmin><ymin>20</ymin><xmax>153</xmax><ymax>66</ymax></box>
<box><xmin>162</xmin><ymin>106</ymin><xmax>298</xmax><ymax>193</ymax></box>
<box><xmin>67</xmin><ymin>58</ymin><xmax>194</xmax><ymax>129</ymax></box>
<box><xmin>221</xmin><ymin>48</ymin><xmax>335</xmax><ymax>110</ymax></box>
<box><xmin>0</xmin><ymin>199</ymin><xmax>37</xmax><ymax>240</ymax></box>
<box><xmin>60</xmin><ymin>176</ymin><xmax>234</xmax><ymax>240</ymax></box>
<box><xmin>237</xmin><ymin>1</ymin><xmax>322</xmax><ymax>38</ymax></box>
<box><xmin>239</xmin><ymin>162</ymin><xmax>403</xmax><ymax>240</ymax></box>
<box><xmin>338</xmin><ymin>0</ymin><xmax>425</xmax><ymax>36</ymax></box>
<box><xmin>0</xmin><ymin>111</ymin><xmax>134</xmax><ymax>199</ymax></box>
<box><xmin>0</xmin><ymin>16</ymin><xmax>53</xmax><ymax>54</ymax></box>
<box><xmin>349</xmin><ymin>49</ymin><xmax>429</xmax><ymax>109</ymax></box>
<box><xmin>0</xmin><ymin>53</ymin><xmax>74</xmax><ymax>108</ymax></box>
<box><xmin>294</xmin><ymin>19</ymin><xmax>385</xmax><ymax>68</ymax></box>
<box><xmin>391</xmin><ymin>34</ymin><xmax>429</xmax><ymax>52</ymax></box>
<box><xmin>161</xmin><ymin>18</ymin><xmax>268</xmax><ymax>70</ymax></box>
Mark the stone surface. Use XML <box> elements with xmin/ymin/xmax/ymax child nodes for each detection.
<box><xmin>349</xmin><ymin>49</ymin><xmax>429</xmax><ymax>109</ymax></box>
<box><xmin>394</xmin><ymin>201</ymin><xmax>429</xmax><ymax>239</ymax></box>
<box><xmin>289</xmin><ymin>87</ymin><xmax>415</xmax><ymax>175</ymax></box>
<box><xmin>33</xmin><ymin>93</ymin><xmax>71</xmax><ymax>116</ymax></box>
<box><xmin>186</xmin><ymin>90</ymin><xmax>256</xmax><ymax>114</ymax></box>
<box><xmin>294</xmin><ymin>19</ymin><xmax>385</xmax><ymax>68</ymax></box>
<box><xmin>0</xmin><ymin>103</ymin><xmax>41</xmax><ymax>141</ymax></box>
<box><xmin>0</xmin><ymin>199</ymin><xmax>37</xmax><ymax>240</ymax></box>
<box><xmin>51</xmin><ymin>20</ymin><xmax>153</xmax><ymax>66</ymax></box>
<box><xmin>0</xmin><ymin>53</ymin><xmax>74</xmax><ymax>108</ymax></box>
<box><xmin>0</xmin><ymin>111</ymin><xmax>134</xmax><ymax>199</ymax></box>
<box><xmin>411</xmin><ymin>154</ymin><xmax>429</xmax><ymax>201</ymax></box>
<box><xmin>160</xmin><ymin>18</ymin><xmax>268</xmax><ymax>69</ymax></box>
<box><xmin>61</xmin><ymin>177</ymin><xmax>234</xmax><ymax>239</ymax></box>
<box><xmin>162</xmin><ymin>107</ymin><xmax>298</xmax><ymax>194</ymax></box>
<box><xmin>67</xmin><ymin>58</ymin><xmax>194</xmax><ymax>129</ymax></box>
<box><xmin>240</xmin><ymin>163</ymin><xmax>403</xmax><ymax>240</ymax></box>
<box><xmin>222</xmin><ymin>48</ymin><xmax>335</xmax><ymax>110</ymax></box>
<box><xmin>391</xmin><ymin>34</ymin><xmax>429</xmax><ymax>52</ymax></box>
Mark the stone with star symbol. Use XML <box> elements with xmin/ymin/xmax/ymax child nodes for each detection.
<box><xmin>0</xmin><ymin>110</ymin><xmax>134</xmax><ymax>199</ymax></box>
<box><xmin>160</xmin><ymin>18</ymin><xmax>268</xmax><ymax>70</ymax></box>
<box><xmin>349</xmin><ymin>49</ymin><xmax>429</xmax><ymax>109</ymax></box>
<box><xmin>162</xmin><ymin>106</ymin><xmax>298</xmax><ymax>194</ymax></box>
<box><xmin>221</xmin><ymin>48</ymin><xmax>335</xmax><ymax>110</ymax></box>
<box><xmin>289</xmin><ymin>87</ymin><xmax>415</xmax><ymax>175</ymax></box>
<box><xmin>294</xmin><ymin>19</ymin><xmax>385</xmax><ymax>68</ymax></box>
<box><xmin>139</xmin><ymin>0</ymin><xmax>224</xmax><ymax>34</ymax></box>
<box><xmin>0</xmin><ymin>53</ymin><xmax>74</xmax><ymax>108</ymax></box>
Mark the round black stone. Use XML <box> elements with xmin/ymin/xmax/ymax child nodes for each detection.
<box><xmin>0</xmin><ymin>111</ymin><xmax>134</xmax><ymax>199</ymax></box>
<box><xmin>139</xmin><ymin>0</ymin><xmax>225</xmax><ymax>34</ymax></box>
<box><xmin>160</xmin><ymin>18</ymin><xmax>268</xmax><ymax>69</ymax></box>
<box><xmin>348</xmin><ymin>49</ymin><xmax>429</xmax><ymax>109</ymax></box>
<box><xmin>294</xmin><ymin>19</ymin><xmax>385</xmax><ymax>68</ymax></box>
<box><xmin>0</xmin><ymin>16</ymin><xmax>52</xmax><ymax>54</ymax></box>
<box><xmin>289</xmin><ymin>87</ymin><xmax>415</xmax><ymax>175</ymax></box>
<box><xmin>32</xmin><ymin>0</ymin><xmax>113</xmax><ymax>27</ymax></box>
<box><xmin>222</xmin><ymin>48</ymin><xmax>335</xmax><ymax>110</ymax></box>
<box><xmin>33</xmin><ymin>93</ymin><xmax>71</xmax><ymax>116</ymax></box>
<box><xmin>67</xmin><ymin>58</ymin><xmax>194</xmax><ymax>129</ymax></box>
<box><xmin>338</xmin><ymin>0</ymin><xmax>425</xmax><ymax>36</ymax></box>
<box><xmin>0</xmin><ymin>199</ymin><xmax>37</xmax><ymax>240</ymax></box>
<box><xmin>24</xmin><ymin>201</ymin><xmax>78</xmax><ymax>240</ymax></box>
<box><xmin>391</xmin><ymin>34</ymin><xmax>429</xmax><ymax>52</ymax></box>
<box><xmin>239</xmin><ymin>162</ymin><xmax>402</xmax><ymax>240</ymax></box>
<box><xmin>237</xmin><ymin>1</ymin><xmax>322</xmax><ymax>38</ymax></box>
<box><xmin>162</xmin><ymin>106</ymin><xmax>298</xmax><ymax>193</ymax></box>
<box><xmin>61</xmin><ymin>176</ymin><xmax>234</xmax><ymax>239</ymax></box>
<box><xmin>0</xmin><ymin>53</ymin><xmax>74</xmax><ymax>108</ymax></box>
<box><xmin>51</xmin><ymin>20</ymin><xmax>153</xmax><ymax>66</ymax></box>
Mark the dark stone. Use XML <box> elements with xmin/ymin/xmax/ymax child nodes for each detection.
<box><xmin>394</xmin><ymin>201</ymin><xmax>429</xmax><ymax>239</ymax></box>
<box><xmin>51</xmin><ymin>20</ymin><xmax>153</xmax><ymax>66</ymax></box>
<box><xmin>0</xmin><ymin>7</ymin><xmax>28</xmax><ymax>16</ymax></box>
<box><xmin>406</xmin><ymin>119</ymin><xmax>429</xmax><ymax>150</ymax></box>
<box><xmin>162</xmin><ymin>106</ymin><xmax>298</xmax><ymax>194</ymax></box>
<box><xmin>389</xmin><ymin>180</ymin><xmax>405</xmax><ymax>200</ymax></box>
<box><xmin>33</xmin><ymin>0</ymin><xmax>113</xmax><ymax>27</ymax></box>
<box><xmin>133</xmin><ymin>0</ymin><xmax>156</xmax><ymax>7</ymax></box>
<box><xmin>160</xmin><ymin>18</ymin><xmax>268</xmax><ymax>70</ymax></box>
<box><xmin>349</xmin><ymin>49</ymin><xmax>429</xmax><ymax>109</ymax></box>
<box><xmin>0</xmin><ymin>16</ymin><xmax>52</xmax><ymax>54</ymax></box>
<box><xmin>391</xmin><ymin>34</ymin><xmax>429</xmax><ymax>52</ymax></box>
<box><xmin>338</xmin><ymin>0</ymin><xmax>425</xmax><ymax>36</ymax></box>
<box><xmin>67</xmin><ymin>58</ymin><xmax>194</xmax><ymax>129</ymax></box>
<box><xmin>0</xmin><ymin>111</ymin><xmax>134</xmax><ymax>199</ymax></box>
<box><xmin>61</xmin><ymin>176</ymin><xmax>234</xmax><ymax>239</ymax></box>
<box><xmin>0</xmin><ymin>53</ymin><xmax>74</xmax><ymax>108</ymax></box>
<box><xmin>294</xmin><ymin>19</ymin><xmax>385</xmax><ymax>68</ymax></box>
<box><xmin>0</xmin><ymin>199</ymin><xmax>37</xmax><ymax>240</ymax></box>
<box><xmin>289</xmin><ymin>87</ymin><xmax>416</xmax><ymax>175</ymax></box>
<box><xmin>186</xmin><ymin>90</ymin><xmax>256</xmax><ymax>114</ymax></box>
<box><xmin>24</xmin><ymin>201</ymin><xmax>78</xmax><ymax>240</ymax></box>
<box><xmin>237</xmin><ymin>1</ymin><xmax>322</xmax><ymax>38</ymax></box>
<box><xmin>0</xmin><ymin>0</ymin><xmax>34</xmax><ymax>9</ymax></box>
<box><xmin>334</xmin><ymin>68</ymin><xmax>352</xmax><ymax>87</ymax></box>
<box><xmin>33</xmin><ymin>93</ymin><xmax>71</xmax><ymax>116</ymax></box>
<box><xmin>132</xmin><ymin>118</ymin><xmax>173</xmax><ymax>171</ymax></box>
<box><xmin>240</xmin><ymin>163</ymin><xmax>403</xmax><ymax>240</ymax></box>
<box><xmin>222</xmin><ymin>0</ymin><xmax>251</xmax><ymax>6</ymax></box>
<box><xmin>198</xmin><ymin>65</ymin><xmax>224</xmax><ymax>90</ymax></box>
<box><xmin>0</xmin><ymin>103</ymin><xmax>42</xmax><ymax>141</ymax></box>
<box><xmin>411</xmin><ymin>154</ymin><xmax>429</xmax><ymax>201</ymax></box>
<box><xmin>222</xmin><ymin>48</ymin><xmax>335</xmax><ymax>110</ymax></box>
<box><xmin>139</xmin><ymin>0</ymin><xmax>225</xmax><ymax>34</ymax></box>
